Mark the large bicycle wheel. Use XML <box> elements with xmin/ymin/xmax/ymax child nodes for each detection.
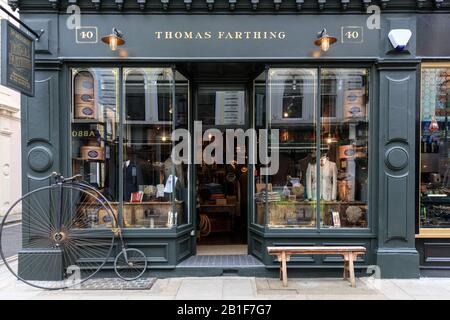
<box><xmin>0</xmin><ymin>183</ymin><xmax>116</xmax><ymax>290</ymax></box>
<box><xmin>114</xmin><ymin>248</ymin><xmax>147</xmax><ymax>281</ymax></box>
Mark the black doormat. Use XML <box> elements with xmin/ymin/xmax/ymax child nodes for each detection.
<box><xmin>74</xmin><ymin>277</ymin><xmax>156</xmax><ymax>290</ymax></box>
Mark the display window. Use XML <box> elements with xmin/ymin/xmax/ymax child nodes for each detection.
<box><xmin>254</xmin><ymin>68</ymin><xmax>369</xmax><ymax>229</ymax></box>
<box><xmin>419</xmin><ymin>63</ymin><xmax>450</xmax><ymax>237</ymax></box>
<box><xmin>71</xmin><ymin>67</ymin><xmax>189</xmax><ymax>229</ymax></box>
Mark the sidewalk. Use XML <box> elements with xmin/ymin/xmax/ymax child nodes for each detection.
<box><xmin>1</xmin><ymin>274</ymin><xmax>450</xmax><ymax>300</ymax></box>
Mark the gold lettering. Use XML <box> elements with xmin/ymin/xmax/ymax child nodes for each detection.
<box><xmin>153</xmin><ymin>30</ymin><xmax>287</xmax><ymax>40</ymax></box>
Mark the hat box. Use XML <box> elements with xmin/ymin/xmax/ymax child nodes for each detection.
<box><xmin>80</xmin><ymin>146</ymin><xmax>104</xmax><ymax>161</ymax></box>
<box><xmin>343</xmin><ymin>89</ymin><xmax>366</xmax><ymax>119</ymax></box>
<box><xmin>74</xmin><ymin>72</ymin><xmax>96</xmax><ymax>119</ymax></box>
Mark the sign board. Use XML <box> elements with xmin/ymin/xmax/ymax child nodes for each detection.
<box><xmin>0</xmin><ymin>19</ymin><xmax>35</xmax><ymax>97</ymax></box>
<box><xmin>215</xmin><ymin>91</ymin><xmax>245</xmax><ymax>126</ymax></box>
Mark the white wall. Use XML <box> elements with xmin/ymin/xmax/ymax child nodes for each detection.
<box><xmin>0</xmin><ymin>1</ymin><xmax>21</xmax><ymax>216</ymax></box>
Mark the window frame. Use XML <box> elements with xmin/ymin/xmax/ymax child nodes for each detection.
<box><xmin>252</xmin><ymin>65</ymin><xmax>374</xmax><ymax>235</ymax></box>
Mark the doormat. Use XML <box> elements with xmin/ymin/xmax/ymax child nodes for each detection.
<box><xmin>74</xmin><ymin>277</ymin><xmax>156</xmax><ymax>290</ymax></box>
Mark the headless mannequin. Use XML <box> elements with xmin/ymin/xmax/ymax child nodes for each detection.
<box><xmin>306</xmin><ymin>155</ymin><xmax>337</xmax><ymax>201</ymax></box>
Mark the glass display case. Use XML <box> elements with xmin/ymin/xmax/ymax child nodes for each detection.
<box><xmin>254</xmin><ymin>68</ymin><xmax>369</xmax><ymax>229</ymax></box>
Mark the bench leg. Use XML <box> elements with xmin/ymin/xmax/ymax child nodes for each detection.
<box><xmin>343</xmin><ymin>261</ymin><xmax>349</xmax><ymax>280</ymax></box>
<box><xmin>348</xmin><ymin>256</ymin><xmax>356</xmax><ymax>288</ymax></box>
<box><xmin>280</xmin><ymin>252</ymin><xmax>288</xmax><ymax>287</ymax></box>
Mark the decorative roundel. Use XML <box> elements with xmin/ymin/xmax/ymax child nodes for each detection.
<box><xmin>385</xmin><ymin>147</ymin><xmax>409</xmax><ymax>170</ymax></box>
<box><xmin>347</xmin><ymin>93</ymin><xmax>358</xmax><ymax>102</ymax></box>
<box><xmin>28</xmin><ymin>146</ymin><xmax>53</xmax><ymax>172</ymax></box>
<box><xmin>80</xmin><ymin>94</ymin><xmax>93</xmax><ymax>102</ymax></box>
<box><xmin>344</xmin><ymin>149</ymin><xmax>356</xmax><ymax>157</ymax></box>
<box><xmin>82</xmin><ymin>80</ymin><xmax>94</xmax><ymax>89</ymax></box>
<box><xmin>349</xmin><ymin>106</ymin><xmax>361</xmax><ymax>115</ymax></box>
<box><xmin>88</xmin><ymin>150</ymin><xmax>99</xmax><ymax>158</ymax></box>
<box><xmin>82</xmin><ymin>107</ymin><xmax>94</xmax><ymax>116</ymax></box>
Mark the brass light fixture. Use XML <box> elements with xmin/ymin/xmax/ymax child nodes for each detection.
<box><xmin>102</xmin><ymin>28</ymin><xmax>125</xmax><ymax>51</ymax></box>
<box><xmin>314</xmin><ymin>28</ymin><xmax>337</xmax><ymax>52</ymax></box>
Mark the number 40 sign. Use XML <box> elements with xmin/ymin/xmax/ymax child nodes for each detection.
<box><xmin>75</xmin><ymin>26</ymin><xmax>98</xmax><ymax>44</ymax></box>
<box><xmin>341</xmin><ymin>26</ymin><xmax>363</xmax><ymax>44</ymax></box>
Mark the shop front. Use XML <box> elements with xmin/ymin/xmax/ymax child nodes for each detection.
<box><xmin>12</xmin><ymin>0</ymin><xmax>450</xmax><ymax>279</ymax></box>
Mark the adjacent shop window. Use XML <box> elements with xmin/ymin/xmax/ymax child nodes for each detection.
<box><xmin>71</xmin><ymin>68</ymin><xmax>189</xmax><ymax>229</ymax></box>
<box><xmin>71</xmin><ymin>68</ymin><xmax>120</xmax><ymax>227</ymax></box>
<box><xmin>254</xmin><ymin>68</ymin><xmax>369</xmax><ymax>229</ymax></box>
<box><xmin>420</xmin><ymin>64</ymin><xmax>450</xmax><ymax>230</ymax></box>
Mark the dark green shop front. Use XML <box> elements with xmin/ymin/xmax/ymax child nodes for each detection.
<box><xmin>13</xmin><ymin>0</ymin><xmax>450</xmax><ymax>279</ymax></box>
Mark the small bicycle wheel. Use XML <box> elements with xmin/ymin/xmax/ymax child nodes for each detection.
<box><xmin>0</xmin><ymin>183</ymin><xmax>116</xmax><ymax>290</ymax></box>
<box><xmin>114</xmin><ymin>248</ymin><xmax>147</xmax><ymax>281</ymax></box>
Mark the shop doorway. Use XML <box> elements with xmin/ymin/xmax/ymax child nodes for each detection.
<box><xmin>185</xmin><ymin>63</ymin><xmax>263</xmax><ymax>255</ymax></box>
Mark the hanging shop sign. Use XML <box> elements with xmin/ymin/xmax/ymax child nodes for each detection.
<box><xmin>0</xmin><ymin>19</ymin><xmax>35</xmax><ymax>97</ymax></box>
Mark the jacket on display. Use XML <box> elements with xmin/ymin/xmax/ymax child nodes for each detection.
<box><xmin>306</xmin><ymin>157</ymin><xmax>337</xmax><ymax>201</ymax></box>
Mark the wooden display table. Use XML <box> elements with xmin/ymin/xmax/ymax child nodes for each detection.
<box><xmin>267</xmin><ymin>246</ymin><xmax>366</xmax><ymax>288</ymax></box>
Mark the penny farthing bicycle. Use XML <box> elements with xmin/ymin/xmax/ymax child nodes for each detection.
<box><xmin>0</xmin><ymin>173</ymin><xmax>147</xmax><ymax>290</ymax></box>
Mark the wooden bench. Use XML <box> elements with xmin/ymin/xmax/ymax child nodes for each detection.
<box><xmin>267</xmin><ymin>246</ymin><xmax>366</xmax><ymax>288</ymax></box>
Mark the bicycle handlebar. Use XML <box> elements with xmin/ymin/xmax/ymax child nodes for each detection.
<box><xmin>52</xmin><ymin>172</ymin><xmax>82</xmax><ymax>183</ymax></box>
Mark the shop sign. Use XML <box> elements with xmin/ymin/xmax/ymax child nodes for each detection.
<box><xmin>0</xmin><ymin>19</ymin><xmax>35</xmax><ymax>97</ymax></box>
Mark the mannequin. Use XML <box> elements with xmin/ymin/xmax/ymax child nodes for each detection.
<box><xmin>164</xmin><ymin>156</ymin><xmax>185</xmax><ymax>188</ymax></box>
<box><xmin>123</xmin><ymin>159</ymin><xmax>143</xmax><ymax>201</ymax></box>
<box><xmin>306</xmin><ymin>155</ymin><xmax>337</xmax><ymax>201</ymax></box>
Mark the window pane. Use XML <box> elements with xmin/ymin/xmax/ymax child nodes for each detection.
<box><xmin>420</xmin><ymin>66</ymin><xmax>450</xmax><ymax>229</ymax></box>
<box><xmin>174</xmin><ymin>71</ymin><xmax>190</xmax><ymax>226</ymax></box>
<box><xmin>71</xmin><ymin>68</ymin><xmax>120</xmax><ymax>228</ymax></box>
<box><xmin>320</xmin><ymin>69</ymin><xmax>369</xmax><ymax>228</ymax></box>
<box><xmin>256</xmin><ymin>68</ymin><xmax>317</xmax><ymax>228</ymax></box>
<box><xmin>123</xmin><ymin>68</ymin><xmax>182</xmax><ymax>228</ymax></box>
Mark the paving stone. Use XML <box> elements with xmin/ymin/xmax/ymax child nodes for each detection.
<box><xmin>223</xmin><ymin>279</ymin><xmax>255</xmax><ymax>298</ymax></box>
<box><xmin>176</xmin><ymin>278</ymin><xmax>224</xmax><ymax>299</ymax></box>
<box><xmin>255</xmin><ymin>278</ymin><xmax>270</xmax><ymax>290</ymax></box>
<box><xmin>257</xmin><ymin>289</ymin><xmax>299</xmax><ymax>296</ymax></box>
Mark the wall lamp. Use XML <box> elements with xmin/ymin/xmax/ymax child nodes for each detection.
<box><xmin>314</xmin><ymin>28</ymin><xmax>337</xmax><ymax>52</ymax></box>
<box><xmin>102</xmin><ymin>28</ymin><xmax>125</xmax><ymax>51</ymax></box>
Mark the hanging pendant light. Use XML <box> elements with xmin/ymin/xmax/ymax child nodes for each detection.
<box><xmin>429</xmin><ymin>116</ymin><xmax>439</xmax><ymax>133</ymax></box>
<box><xmin>102</xmin><ymin>28</ymin><xmax>125</xmax><ymax>51</ymax></box>
<box><xmin>314</xmin><ymin>28</ymin><xmax>337</xmax><ymax>52</ymax></box>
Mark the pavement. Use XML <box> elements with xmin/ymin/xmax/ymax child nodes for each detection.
<box><xmin>0</xmin><ymin>215</ymin><xmax>448</xmax><ymax>300</ymax></box>
<box><xmin>1</xmin><ymin>213</ymin><xmax>21</xmax><ymax>226</ymax></box>
<box><xmin>1</xmin><ymin>269</ymin><xmax>450</xmax><ymax>300</ymax></box>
